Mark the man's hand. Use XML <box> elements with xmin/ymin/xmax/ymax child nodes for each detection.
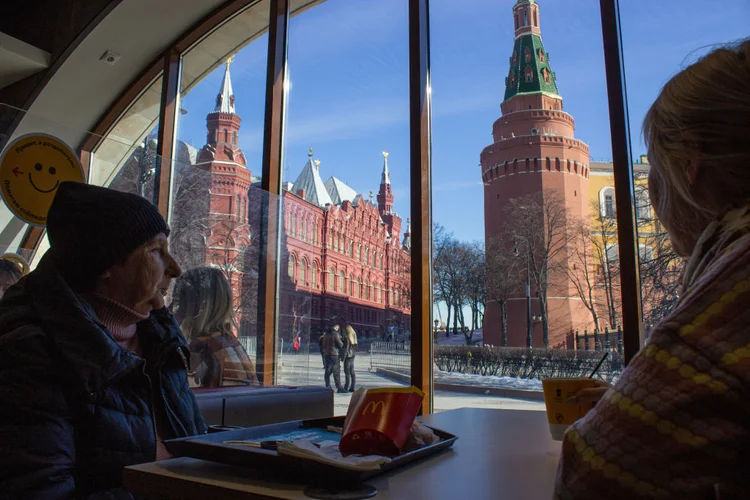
<box><xmin>565</xmin><ymin>380</ymin><xmax>612</xmax><ymax>405</ymax></box>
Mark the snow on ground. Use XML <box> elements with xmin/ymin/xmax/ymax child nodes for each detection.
<box><xmin>434</xmin><ymin>370</ymin><xmax>543</xmax><ymax>391</ymax></box>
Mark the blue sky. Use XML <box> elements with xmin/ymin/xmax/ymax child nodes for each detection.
<box><xmin>178</xmin><ymin>0</ymin><xmax>749</xmax><ymax>244</ymax></box>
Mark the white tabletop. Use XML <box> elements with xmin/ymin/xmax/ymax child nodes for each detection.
<box><xmin>124</xmin><ymin>408</ymin><xmax>560</xmax><ymax>500</ymax></box>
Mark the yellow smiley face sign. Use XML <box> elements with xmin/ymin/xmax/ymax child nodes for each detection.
<box><xmin>0</xmin><ymin>133</ymin><xmax>85</xmax><ymax>226</ymax></box>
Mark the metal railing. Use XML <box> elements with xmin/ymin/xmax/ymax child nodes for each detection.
<box><xmin>369</xmin><ymin>341</ymin><xmax>411</xmax><ymax>373</ymax></box>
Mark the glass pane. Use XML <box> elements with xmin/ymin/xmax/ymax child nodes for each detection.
<box><xmin>90</xmin><ymin>75</ymin><xmax>163</xmax><ymax>201</ymax></box>
<box><xmin>621</xmin><ymin>1</ymin><xmax>749</xmax><ymax>337</ymax></box>
<box><xmin>176</xmin><ymin>0</ymin><xmax>270</xmax><ymax>186</ymax></box>
<box><xmin>169</xmin><ymin>0</ymin><xmax>272</xmax><ymax>389</ymax></box>
<box><xmin>285</xmin><ymin>0</ymin><xmax>411</xmax><ymax>414</ymax></box>
<box><xmin>431</xmin><ymin>0</ymin><xmax>621</xmax><ymax>412</ymax></box>
<box><xmin>0</xmin><ymin>104</ymin><xmax>135</xmax><ymax>265</ymax></box>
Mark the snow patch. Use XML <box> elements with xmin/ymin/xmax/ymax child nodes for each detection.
<box><xmin>434</xmin><ymin>370</ymin><xmax>543</xmax><ymax>391</ymax></box>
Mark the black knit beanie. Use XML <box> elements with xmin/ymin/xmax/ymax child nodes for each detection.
<box><xmin>46</xmin><ymin>182</ymin><xmax>169</xmax><ymax>291</ymax></box>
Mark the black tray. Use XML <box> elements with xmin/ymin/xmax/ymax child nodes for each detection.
<box><xmin>165</xmin><ymin>416</ymin><xmax>457</xmax><ymax>483</ymax></box>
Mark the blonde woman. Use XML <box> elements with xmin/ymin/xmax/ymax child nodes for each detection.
<box><xmin>172</xmin><ymin>267</ymin><xmax>258</xmax><ymax>388</ymax></box>
<box><xmin>556</xmin><ymin>40</ymin><xmax>750</xmax><ymax>499</ymax></box>
<box><xmin>340</xmin><ymin>318</ymin><xmax>358</xmax><ymax>392</ymax></box>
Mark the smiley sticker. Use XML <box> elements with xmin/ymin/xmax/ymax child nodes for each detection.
<box><xmin>0</xmin><ymin>133</ymin><xmax>85</xmax><ymax>226</ymax></box>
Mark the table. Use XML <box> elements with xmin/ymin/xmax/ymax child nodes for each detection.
<box><xmin>123</xmin><ymin>408</ymin><xmax>560</xmax><ymax>500</ymax></box>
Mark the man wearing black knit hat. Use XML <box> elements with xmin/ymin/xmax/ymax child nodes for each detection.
<box><xmin>0</xmin><ymin>181</ymin><xmax>207</xmax><ymax>498</ymax></box>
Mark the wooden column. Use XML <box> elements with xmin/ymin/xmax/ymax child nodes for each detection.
<box><xmin>256</xmin><ymin>0</ymin><xmax>290</xmax><ymax>386</ymax></box>
<box><xmin>599</xmin><ymin>0</ymin><xmax>643</xmax><ymax>364</ymax></box>
<box><xmin>153</xmin><ymin>48</ymin><xmax>181</xmax><ymax>217</ymax></box>
<box><xmin>409</xmin><ymin>0</ymin><xmax>433</xmax><ymax>413</ymax></box>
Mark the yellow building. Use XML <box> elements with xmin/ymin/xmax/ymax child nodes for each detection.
<box><xmin>585</xmin><ymin>155</ymin><xmax>682</xmax><ymax>334</ymax></box>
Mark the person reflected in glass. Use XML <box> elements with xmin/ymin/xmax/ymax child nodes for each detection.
<box><xmin>0</xmin><ymin>255</ymin><xmax>25</xmax><ymax>300</ymax></box>
<box><xmin>339</xmin><ymin>317</ymin><xmax>358</xmax><ymax>393</ymax></box>
<box><xmin>320</xmin><ymin>323</ymin><xmax>345</xmax><ymax>393</ymax></box>
<box><xmin>556</xmin><ymin>40</ymin><xmax>750</xmax><ymax>499</ymax></box>
<box><xmin>0</xmin><ymin>182</ymin><xmax>206</xmax><ymax>498</ymax></box>
<box><xmin>171</xmin><ymin>266</ymin><xmax>258</xmax><ymax>388</ymax></box>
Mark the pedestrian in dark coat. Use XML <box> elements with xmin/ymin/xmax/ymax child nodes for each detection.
<box><xmin>319</xmin><ymin>324</ymin><xmax>345</xmax><ymax>392</ymax></box>
<box><xmin>0</xmin><ymin>182</ymin><xmax>206</xmax><ymax>499</ymax></box>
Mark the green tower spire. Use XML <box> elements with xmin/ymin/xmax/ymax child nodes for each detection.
<box><xmin>504</xmin><ymin>0</ymin><xmax>559</xmax><ymax>103</ymax></box>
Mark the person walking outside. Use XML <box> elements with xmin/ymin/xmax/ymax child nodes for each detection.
<box><xmin>319</xmin><ymin>324</ymin><xmax>345</xmax><ymax>393</ymax></box>
<box><xmin>340</xmin><ymin>319</ymin><xmax>358</xmax><ymax>392</ymax></box>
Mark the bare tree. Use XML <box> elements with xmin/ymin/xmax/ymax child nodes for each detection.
<box><xmin>566</xmin><ymin>219</ymin><xmax>600</xmax><ymax>331</ymax></box>
<box><xmin>504</xmin><ymin>191</ymin><xmax>569</xmax><ymax>347</ymax></box>
<box><xmin>433</xmin><ymin>224</ymin><xmax>457</xmax><ymax>338</ymax></box>
<box><xmin>590</xmin><ymin>200</ymin><xmax>620</xmax><ymax>329</ymax></box>
<box><xmin>486</xmin><ymin>236</ymin><xmax>520</xmax><ymax>346</ymax></box>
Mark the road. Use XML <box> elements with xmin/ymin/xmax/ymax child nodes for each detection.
<box><xmin>277</xmin><ymin>350</ymin><xmax>544</xmax><ymax>416</ymax></box>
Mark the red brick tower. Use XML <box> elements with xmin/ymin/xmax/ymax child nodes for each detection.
<box><xmin>195</xmin><ymin>58</ymin><xmax>253</xmax><ymax>306</ymax></box>
<box><xmin>481</xmin><ymin>0</ymin><xmax>591</xmax><ymax>348</ymax></box>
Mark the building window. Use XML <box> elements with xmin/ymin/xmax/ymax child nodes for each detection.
<box><xmin>542</xmin><ymin>67</ymin><xmax>550</xmax><ymax>84</ymax></box>
<box><xmin>539</xmin><ymin>49</ymin><xmax>545</xmax><ymax>62</ymax></box>
<box><xmin>523</xmin><ymin>9</ymin><xmax>528</xmax><ymax>26</ymax></box>
<box><xmin>233</xmin><ymin>131</ymin><xmax>237</xmax><ymax>145</ymax></box>
<box><xmin>509</xmin><ymin>71</ymin><xmax>516</xmax><ymax>88</ymax></box>
<box><xmin>358</xmin><ymin>244</ymin><xmax>362</xmax><ymax>262</ymax></box>
<box><xmin>353</xmin><ymin>279</ymin><xmax>359</xmax><ymax>298</ymax></box>
<box><xmin>533</xmin><ymin>9</ymin><xmax>538</xmax><ymax>27</ymax></box>
<box><xmin>636</xmin><ymin>189</ymin><xmax>651</xmax><ymax>220</ymax></box>
<box><xmin>606</xmin><ymin>244</ymin><xmax>619</xmax><ymax>264</ymax></box>
<box><xmin>524</xmin><ymin>48</ymin><xmax>532</xmax><ymax>63</ymax></box>
<box><xmin>339</xmin><ymin>271</ymin><xmax>345</xmax><ymax>293</ymax></box>
<box><xmin>288</xmin><ymin>255</ymin><xmax>295</xmax><ymax>280</ymax></box>
<box><xmin>600</xmin><ymin>187</ymin><xmax>616</xmax><ymax>218</ymax></box>
<box><xmin>300</xmin><ymin>258</ymin><xmax>307</xmax><ymax>285</ymax></box>
<box><xmin>312</xmin><ymin>262</ymin><xmax>318</xmax><ymax>288</ymax></box>
<box><xmin>329</xmin><ymin>268</ymin><xmax>335</xmax><ymax>291</ymax></box>
<box><xmin>349</xmin><ymin>240</ymin><xmax>354</xmax><ymax>257</ymax></box>
<box><xmin>524</xmin><ymin>66</ymin><xmax>534</xmax><ymax>83</ymax></box>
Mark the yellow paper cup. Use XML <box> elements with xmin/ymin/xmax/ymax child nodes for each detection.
<box><xmin>541</xmin><ymin>378</ymin><xmax>599</xmax><ymax>441</ymax></box>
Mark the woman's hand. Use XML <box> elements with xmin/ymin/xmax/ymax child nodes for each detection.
<box><xmin>565</xmin><ymin>380</ymin><xmax>612</xmax><ymax>405</ymax></box>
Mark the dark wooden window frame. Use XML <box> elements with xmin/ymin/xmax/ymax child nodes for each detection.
<box><xmin>16</xmin><ymin>0</ymin><xmax>642</xmax><ymax>408</ymax></box>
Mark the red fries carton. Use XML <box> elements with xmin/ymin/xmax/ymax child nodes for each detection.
<box><xmin>339</xmin><ymin>386</ymin><xmax>425</xmax><ymax>457</ymax></box>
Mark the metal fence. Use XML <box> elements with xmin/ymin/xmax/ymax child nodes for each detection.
<box><xmin>369</xmin><ymin>341</ymin><xmax>411</xmax><ymax>373</ymax></box>
<box><xmin>574</xmin><ymin>327</ymin><xmax>623</xmax><ymax>353</ymax></box>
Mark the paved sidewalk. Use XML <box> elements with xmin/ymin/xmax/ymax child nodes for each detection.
<box><xmin>277</xmin><ymin>351</ymin><xmax>544</xmax><ymax>416</ymax></box>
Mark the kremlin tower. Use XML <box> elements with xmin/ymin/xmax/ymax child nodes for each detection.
<box><xmin>481</xmin><ymin>0</ymin><xmax>591</xmax><ymax>348</ymax></box>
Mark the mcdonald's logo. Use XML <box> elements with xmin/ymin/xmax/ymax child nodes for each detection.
<box><xmin>362</xmin><ymin>400</ymin><xmax>386</xmax><ymax>416</ymax></box>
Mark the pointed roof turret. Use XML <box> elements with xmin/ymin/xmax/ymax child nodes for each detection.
<box><xmin>504</xmin><ymin>1</ymin><xmax>559</xmax><ymax>103</ymax></box>
<box><xmin>291</xmin><ymin>150</ymin><xmax>333</xmax><ymax>207</ymax></box>
<box><xmin>402</xmin><ymin>217</ymin><xmax>412</xmax><ymax>250</ymax></box>
<box><xmin>215</xmin><ymin>57</ymin><xmax>236</xmax><ymax>114</ymax></box>
<box><xmin>381</xmin><ymin>151</ymin><xmax>391</xmax><ymax>185</ymax></box>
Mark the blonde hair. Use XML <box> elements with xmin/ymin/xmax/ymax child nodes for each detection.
<box><xmin>172</xmin><ymin>267</ymin><xmax>236</xmax><ymax>339</ymax></box>
<box><xmin>643</xmin><ymin>39</ymin><xmax>750</xmax><ymax>244</ymax></box>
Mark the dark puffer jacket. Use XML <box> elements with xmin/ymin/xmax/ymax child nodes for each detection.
<box><xmin>0</xmin><ymin>255</ymin><xmax>207</xmax><ymax>498</ymax></box>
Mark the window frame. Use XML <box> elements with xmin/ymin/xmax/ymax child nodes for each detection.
<box><xmin>53</xmin><ymin>0</ymin><xmax>641</xmax><ymax>410</ymax></box>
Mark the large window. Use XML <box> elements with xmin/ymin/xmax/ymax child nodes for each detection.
<box><xmin>8</xmin><ymin>0</ymin><xmax>744</xmax><ymax>411</ymax></box>
<box><xmin>281</xmin><ymin>0</ymin><xmax>412</xmax><ymax>405</ymax></box>
<box><xmin>430</xmin><ymin>0</ymin><xmax>619</xmax><ymax>411</ymax></box>
<box><xmin>620</xmin><ymin>1</ymin><xmax>748</xmax><ymax>336</ymax></box>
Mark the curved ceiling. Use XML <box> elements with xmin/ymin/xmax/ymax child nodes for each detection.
<box><xmin>10</xmin><ymin>0</ymin><xmax>225</xmax><ymax>149</ymax></box>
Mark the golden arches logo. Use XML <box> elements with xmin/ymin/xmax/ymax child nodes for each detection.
<box><xmin>362</xmin><ymin>400</ymin><xmax>386</xmax><ymax>416</ymax></box>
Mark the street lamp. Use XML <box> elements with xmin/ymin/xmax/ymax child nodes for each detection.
<box><xmin>513</xmin><ymin>242</ymin><xmax>533</xmax><ymax>349</ymax></box>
